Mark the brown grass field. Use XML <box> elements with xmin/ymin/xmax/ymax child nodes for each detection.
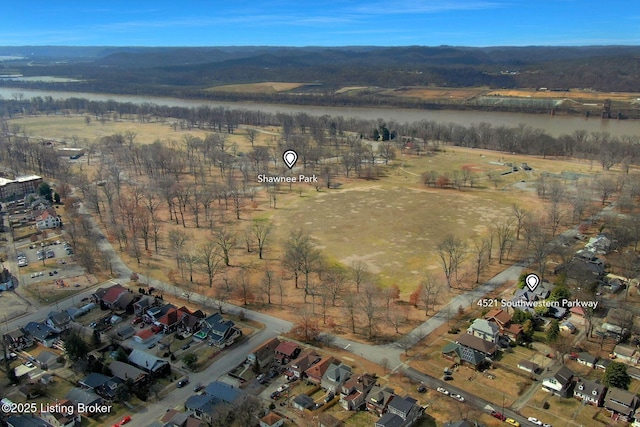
<box><xmin>487</xmin><ymin>88</ymin><xmax>640</xmax><ymax>102</ymax></box>
<box><xmin>207</xmin><ymin>82</ymin><xmax>308</xmax><ymax>93</ymax></box>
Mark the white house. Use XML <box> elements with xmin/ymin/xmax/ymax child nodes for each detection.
<box><xmin>36</xmin><ymin>209</ymin><xmax>61</xmax><ymax>230</ymax></box>
<box><xmin>467</xmin><ymin>318</ymin><xmax>500</xmax><ymax>343</ymax></box>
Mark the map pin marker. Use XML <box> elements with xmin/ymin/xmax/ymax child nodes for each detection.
<box><xmin>283</xmin><ymin>150</ymin><xmax>298</xmax><ymax>169</ymax></box>
<box><xmin>525</xmin><ymin>273</ymin><xmax>540</xmax><ymax>292</ymax></box>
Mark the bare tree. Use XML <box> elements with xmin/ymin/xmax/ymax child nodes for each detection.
<box><xmin>168</xmin><ymin>229</ymin><xmax>189</xmax><ymax>268</ymax></box>
<box><xmin>199</xmin><ymin>241</ymin><xmax>223</xmax><ymax>287</ymax></box>
<box><xmin>594</xmin><ymin>176</ymin><xmax>617</xmax><ymax>205</ymax></box>
<box><xmin>420</xmin><ymin>274</ymin><xmax>441</xmax><ymax>316</ymax></box>
<box><xmin>342</xmin><ymin>293</ymin><xmax>359</xmax><ymax>334</ymax></box>
<box><xmin>493</xmin><ymin>221</ymin><xmax>514</xmax><ymax>264</ymax></box>
<box><xmin>251</xmin><ymin>219</ymin><xmax>272</xmax><ymax>259</ymax></box>
<box><xmin>512</xmin><ymin>204</ymin><xmax>528</xmax><ymax>240</ymax></box>
<box><xmin>360</xmin><ymin>283</ymin><xmax>382</xmax><ymax>339</ymax></box>
<box><xmin>260</xmin><ymin>268</ymin><xmax>278</xmax><ymax>305</ymax></box>
<box><xmin>436</xmin><ymin>234</ymin><xmax>467</xmax><ymax>289</ymax></box>
<box><xmin>245</xmin><ymin>128</ymin><xmax>258</xmax><ymax>147</ymax></box>
<box><xmin>472</xmin><ymin>238</ymin><xmax>489</xmax><ymax>284</ymax></box>
<box><xmin>212</xmin><ymin>227</ymin><xmax>236</xmax><ymax>266</ymax></box>
<box><xmin>349</xmin><ymin>260</ymin><xmax>370</xmax><ymax>293</ymax></box>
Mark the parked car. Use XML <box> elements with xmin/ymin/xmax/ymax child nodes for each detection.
<box><xmin>147</xmin><ymin>343</ymin><xmax>156</xmax><ymax>349</ymax></box>
<box><xmin>436</xmin><ymin>387</ymin><xmax>449</xmax><ymax>395</ymax></box>
<box><xmin>450</xmin><ymin>394</ymin><xmax>464</xmax><ymax>402</ymax></box>
<box><xmin>151</xmin><ymin>325</ymin><xmax>162</xmax><ymax>333</ymax></box>
<box><xmin>131</xmin><ymin>317</ymin><xmax>143</xmax><ymax>325</ymax></box>
<box><xmin>417</xmin><ymin>384</ymin><xmax>427</xmax><ymax>393</ymax></box>
<box><xmin>490</xmin><ymin>411</ymin><xmax>506</xmax><ymax>421</ymax></box>
<box><xmin>527</xmin><ymin>418</ymin><xmax>543</xmax><ymax>426</ymax></box>
<box><xmin>177</xmin><ymin>379</ymin><xmax>189</xmax><ymax>388</ymax></box>
<box><xmin>120</xmin><ymin>415</ymin><xmax>131</xmax><ymax>424</ymax></box>
<box><xmin>270</xmin><ymin>391</ymin><xmax>280</xmax><ymax>400</ymax></box>
<box><xmin>193</xmin><ymin>384</ymin><xmax>204</xmax><ymax>392</ymax></box>
<box><xmin>505</xmin><ymin>418</ymin><xmax>520</xmax><ymax>427</ymax></box>
<box><xmin>256</xmin><ymin>374</ymin><xmax>266</xmax><ymax>383</ymax></box>
<box><xmin>24</xmin><ymin>361</ymin><xmax>34</xmax><ymax>368</ymax></box>
<box><xmin>180</xmin><ymin>343</ymin><xmax>191</xmax><ymax>350</ymax></box>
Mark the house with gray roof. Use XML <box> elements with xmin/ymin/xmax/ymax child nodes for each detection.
<box><xmin>128</xmin><ymin>349</ymin><xmax>170</xmax><ymax>376</ymax></box>
<box><xmin>467</xmin><ymin>318</ymin><xmax>500</xmax><ymax>343</ymax></box>
<box><xmin>23</xmin><ymin>321</ymin><xmax>59</xmax><ymax>347</ymax></box>
<box><xmin>185</xmin><ymin>394</ymin><xmax>224</xmax><ymax>425</ymax></box>
<box><xmin>79</xmin><ymin>372</ymin><xmax>110</xmax><ymax>390</ymax></box>
<box><xmin>321</xmin><ymin>362</ymin><xmax>352</xmax><ymax>393</ymax></box>
<box><xmin>442</xmin><ymin>342</ymin><xmax>489</xmax><ymax>370</ymax></box>
<box><xmin>204</xmin><ymin>381</ymin><xmax>242</xmax><ymax>403</ymax></box>
<box><xmin>542</xmin><ymin>365</ymin><xmax>574</xmax><ymax>397</ymax></box>
<box><xmin>384</xmin><ymin>395</ymin><xmax>424</xmax><ymax>427</ymax></box>
<box><xmin>4</xmin><ymin>328</ymin><xmax>33</xmax><ymax>350</ymax></box>
<box><xmin>604</xmin><ymin>387</ymin><xmax>639</xmax><ymax>421</ymax></box>
<box><xmin>46</xmin><ymin>311</ymin><xmax>71</xmax><ymax>332</ymax></box>
<box><xmin>65</xmin><ymin>388</ymin><xmax>103</xmax><ymax>413</ymax></box>
<box><xmin>573</xmin><ymin>378</ymin><xmax>606</xmax><ymax>406</ymax></box>
<box><xmin>5</xmin><ymin>415</ymin><xmax>51</xmax><ymax>427</ymax></box>
<box><xmin>456</xmin><ymin>333</ymin><xmax>497</xmax><ymax>356</ymax></box>
<box><xmin>108</xmin><ymin>361</ymin><xmax>148</xmax><ymax>385</ymax></box>
<box><xmin>366</xmin><ymin>385</ymin><xmax>395</xmax><ymax>416</ymax></box>
<box><xmin>576</xmin><ymin>352</ymin><xmax>598</xmax><ymax>368</ymax></box>
<box><xmin>292</xmin><ymin>394</ymin><xmax>315</xmax><ymax>411</ymax></box>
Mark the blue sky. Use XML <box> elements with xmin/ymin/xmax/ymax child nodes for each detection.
<box><xmin>1</xmin><ymin>0</ymin><xmax>638</xmax><ymax>47</ymax></box>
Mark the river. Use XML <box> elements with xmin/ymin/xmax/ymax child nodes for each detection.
<box><xmin>1</xmin><ymin>87</ymin><xmax>639</xmax><ymax>138</ymax></box>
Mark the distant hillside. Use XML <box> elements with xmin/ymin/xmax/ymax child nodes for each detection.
<box><xmin>2</xmin><ymin>45</ymin><xmax>640</xmax><ymax>98</ymax></box>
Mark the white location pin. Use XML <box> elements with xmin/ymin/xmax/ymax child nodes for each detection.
<box><xmin>283</xmin><ymin>150</ymin><xmax>298</xmax><ymax>169</ymax></box>
<box><xmin>525</xmin><ymin>273</ymin><xmax>540</xmax><ymax>292</ymax></box>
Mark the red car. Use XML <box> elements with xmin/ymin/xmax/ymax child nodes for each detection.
<box><xmin>131</xmin><ymin>317</ymin><xmax>143</xmax><ymax>325</ymax></box>
<box><xmin>491</xmin><ymin>411</ymin><xmax>507</xmax><ymax>421</ymax></box>
<box><xmin>121</xmin><ymin>415</ymin><xmax>131</xmax><ymax>424</ymax></box>
<box><xmin>151</xmin><ymin>324</ymin><xmax>162</xmax><ymax>333</ymax></box>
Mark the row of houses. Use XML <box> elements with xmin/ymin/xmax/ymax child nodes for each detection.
<box><xmin>249</xmin><ymin>338</ymin><xmax>425</xmax><ymax>427</ymax></box>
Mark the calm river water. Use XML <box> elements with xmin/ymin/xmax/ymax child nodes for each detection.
<box><xmin>1</xmin><ymin>87</ymin><xmax>639</xmax><ymax>138</ymax></box>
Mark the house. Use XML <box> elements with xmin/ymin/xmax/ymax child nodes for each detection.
<box><xmin>94</xmin><ymin>284</ymin><xmax>129</xmax><ymax>309</ymax></box>
<box><xmin>35</xmin><ymin>208</ymin><xmax>61</xmax><ymax>230</ymax></box>
<box><xmin>116</xmin><ymin>325</ymin><xmax>136</xmax><ymax>340</ymax></box>
<box><xmin>208</xmin><ymin>319</ymin><xmax>241</xmax><ymax>348</ymax></box>
<box><xmin>292</xmin><ymin>394</ymin><xmax>315</xmax><ymax>411</ymax></box>
<box><xmin>79</xmin><ymin>373</ymin><xmax>110</xmax><ymax>390</ymax></box>
<box><xmin>46</xmin><ymin>311</ymin><xmax>72</xmax><ymax>332</ymax></box>
<box><xmin>114</xmin><ymin>292</ymin><xmax>139</xmax><ymax>313</ymax></box>
<box><xmin>274</xmin><ymin>341</ymin><xmax>301</xmax><ymax>364</ymax></box>
<box><xmin>178</xmin><ymin>310</ymin><xmax>205</xmax><ymax>334</ymax></box>
<box><xmin>560</xmin><ymin>321</ymin><xmax>576</xmax><ymax>333</ymax></box>
<box><xmin>35</xmin><ymin>350</ymin><xmax>62</xmax><ymax>370</ymax></box>
<box><xmin>484</xmin><ymin>309</ymin><xmax>523</xmax><ymax>342</ymax></box>
<box><xmin>382</xmin><ymin>395</ymin><xmax>424</xmax><ymax>427</ymax></box>
<box><xmin>576</xmin><ymin>352</ymin><xmax>598</xmax><ymax>368</ymax></box>
<box><xmin>455</xmin><ymin>333</ymin><xmax>497</xmax><ymax>356</ymax></box>
<box><xmin>517</xmin><ymin>360</ymin><xmax>540</xmax><ymax>374</ymax></box>
<box><xmin>160</xmin><ymin>409</ymin><xmax>205</xmax><ymax>427</ymax></box>
<box><xmin>65</xmin><ymin>388</ymin><xmax>103</xmax><ymax>414</ymax></box>
<box><xmin>4</xmin><ymin>328</ymin><xmax>33</xmax><ymax>350</ymax></box>
<box><xmin>305</xmin><ymin>356</ymin><xmax>337</xmax><ymax>385</ymax></box>
<box><xmin>467</xmin><ymin>318</ymin><xmax>500</xmax><ymax>343</ymax></box>
<box><xmin>133</xmin><ymin>328</ymin><xmax>155</xmax><ymax>344</ymax></box>
<box><xmin>203</xmin><ymin>381</ymin><xmax>242</xmax><ymax>403</ymax></box>
<box><xmin>596</xmin><ymin>359</ymin><xmax>612</xmax><ymax>371</ymax></box>
<box><xmin>613</xmin><ymin>344</ymin><xmax>639</xmax><ymax>364</ymax></box>
<box><xmin>156</xmin><ymin>306</ymin><xmax>187</xmax><ymax>333</ymax></box>
<box><xmin>40</xmin><ymin>398</ymin><xmax>80</xmax><ymax>427</ymax></box>
<box><xmin>340</xmin><ymin>373</ymin><xmax>377</xmax><ymax>410</ymax></box>
<box><xmin>542</xmin><ymin>365</ymin><xmax>574</xmax><ymax>397</ymax></box>
<box><xmin>5</xmin><ymin>415</ymin><xmax>52</xmax><ymax>427</ymax></box>
<box><xmin>321</xmin><ymin>362</ymin><xmax>352</xmax><ymax>393</ymax></box>
<box><xmin>366</xmin><ymin>385</ymin><xmax>395</xmax><ymax>416</ymax></box>
<box><xmin>604</xmin><ymin>387</ymin><xmax>640</xmax><ymax>421</ymax></box>
<box><xmin>23</xmin><ymin>321</ymin><xmax>59</xmax><ymax>347</ymax></box>
<box><xmin>442</xmin><ymin>342</ymin><xmax>489</xmax><ymax>370</ymax></box>
<box><xmin>133</xmin><ymin>295</ymin><xmax>157</xmax><ymax>317</ymax></box>
<box><xmin>260</xmin><ymin>412</ymin><xmax>284</xmax><ymax>427</ymax></box>
<box><xmin>128</xmin><ymin>349</ymin><xmax>170</xmax><ymax>376</ymax></box>
<box><xmin>569</xmin><ymin>306</ymin><xmax>586</xmax><ymax>318</ymax></box>
<box><xmin>248</xmin><ymin>337</ymin><xmax>281</xmax><ymax>369</ymax></box>
<box><xmin>108</xmin><ymin>361</ymin><xmax>148</xmax><ymax>386</ymax></box>
<box><xmin>184</xmin><ymin>394</ymin><xmax>224</xmax><ymax>425</ymax></box>
<box><xmin>285</xmin><ymin>350</ymin><xmax>321</xmax><ymax>380</ymax></box>
<box><xmin>573</xmin><ymin>378</ymin><xmax>606</xmax><ymax>406</ymax></box>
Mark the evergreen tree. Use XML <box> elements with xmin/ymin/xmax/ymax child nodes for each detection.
<box><xmin>603</xmin><ymin>362</ymin><xmax>631</xmax><ymax>390</ymax></box>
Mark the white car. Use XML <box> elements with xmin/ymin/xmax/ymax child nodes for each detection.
<box><xmin>542</xmin><ymin>424</ymin><xmax>552</xmax><ymax>427</ymax></box>
<box><xmin>527</xmin><ymin>418</ymin><xmax>543</xmax><ymax>426</ymax></box>
<box><xmin>436</xmin><ymin>387</ymin><xmax>449</xmax><ymax>395</ymax></box>
<box><xmin>450</xmin><ymin>393</ymin><xmax>464</xmax><ymax>402</ymax></box>
<box><xmin>24</xmin><ymin>361</ymin><xmax>34</xmax><ymax>368</ymax></box>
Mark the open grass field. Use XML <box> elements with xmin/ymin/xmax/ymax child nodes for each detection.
<box><xmin>208</xmin><ymin>82</ymin><xmax>308</xmax><ymax>93</ymax></box>
<box><xmin>387</xmin><ymin>87</ymin><xmax>487</xmax><ymax>100</ymax></box>
<box><xmin>487</xmin><ymin>88</ymin><xmax>640</xmax><ymax>102</ymax></box>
